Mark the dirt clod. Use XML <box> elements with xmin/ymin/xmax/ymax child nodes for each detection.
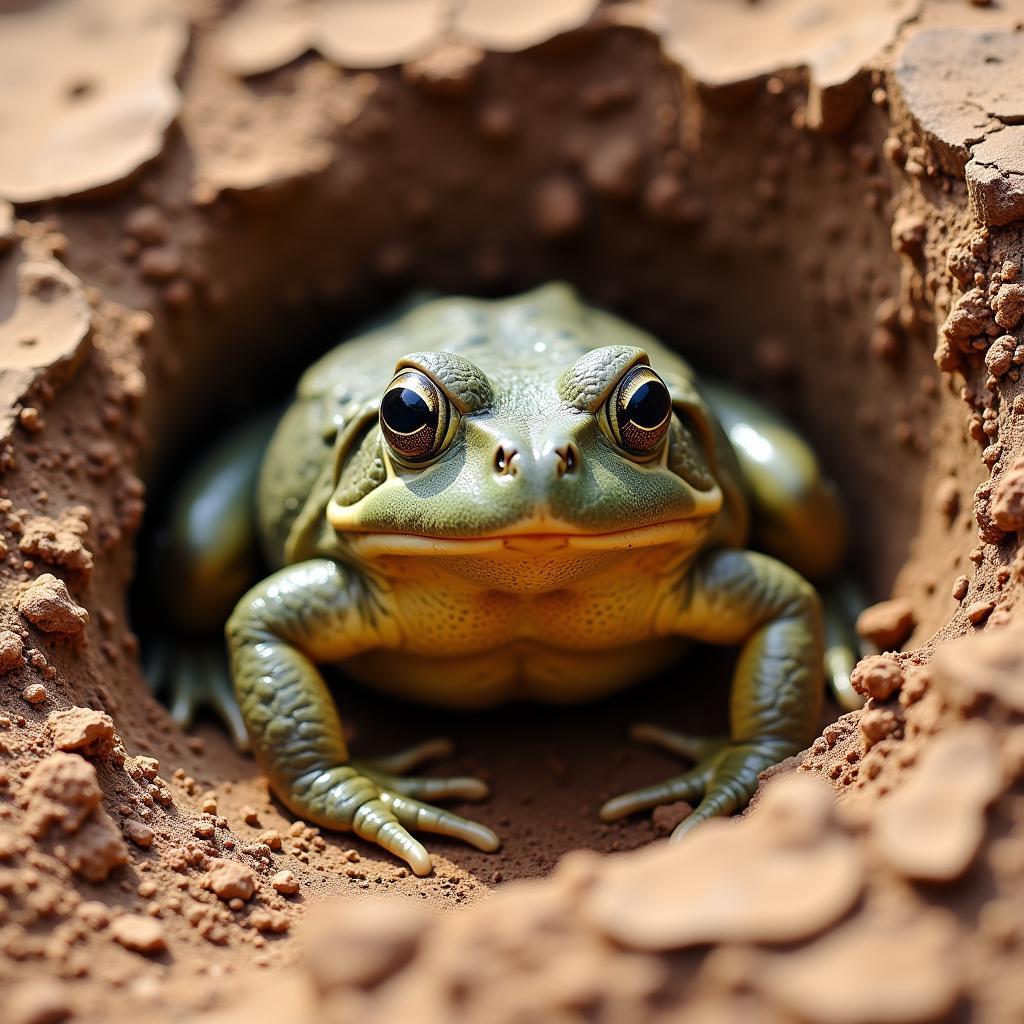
<box><xmin>850</xmin><ymin>654</ymin><xmax>904</xmax><ymax>701</ymax></box>
<box><xmin>21</xmin><ymin>752</ymin><xmax>101</xmax><ymax>838</ymax></box>
<box><xmin>17</xmin><ymin>574</ymin><xmax>89</xmax><ymax>634</ymax></box>
<box><xmin>856</xmin><ymin>598</ymin><xmax>915</xmax><ymax>649</ymax></box>
<box><xmin>0</xmin><ymin>629</ymin><xmax>25</xmax><ymax>673</ymax></box>
<box><xmin>206</xmin><ymin>858</ymin><xmax>256</xmax><ymax>902</ymax></box>
<box><xmin>18</xmin><ymin>506</ymin><xmax>93</xmax><ymax>578</ymax></box>
<box><xmin>271</xmin><ymin>869</ymin><xmax>298</xmax><ymax>894</ymax></box>
<box><xmin>48</xmin><ymin>706</ymin><xmax>116</xmax><ymax>756</ymax></box>
<box><xmin>992</xmin><ymin>456</ymin><xmax>1024</xmax><ymax>531</ymax></box>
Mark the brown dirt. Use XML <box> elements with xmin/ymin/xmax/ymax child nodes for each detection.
<box><xmin>2</xmin><ymin>1</ymin><xmax>1024</xmax><ymax>1022</ymax></box>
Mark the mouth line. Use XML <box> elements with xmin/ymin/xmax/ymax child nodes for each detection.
<box><xmin>341</xmin><ymin>517</ymin><xmax>711</xmax><ymax>556</ymax></box>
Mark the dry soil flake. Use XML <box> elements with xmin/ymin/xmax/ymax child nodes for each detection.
<box><xmin>585</xmin><ymin>774</ymin><xmax>864</xmax><ymax>950</ymax></box>
<box><xmin>47</xmin><ymin>706</ymin><xmax>116</xmax><ymax>757</ymax></box>
<box><xmin>872</xmin><ymin>721</ymin><xmax>1002</xmax><ymax>882</ymax></box>
<box><xmin>754</xmin><ymin>906</ymin><xmax>962</xmax><ymax>1024</ymax></box>
<box><xmin>0</xmin><ymin>0</ymin><xmax>187</xmax><ymax>203</ymax></box>
<box><xmin>17</xmin><ymin>574</ymin><xmax>89</xmax><ymax>634</ymax></box>
<box><xmin>855</xmin><ymin>597</ymin><xmax>915</xmax><ymax>650</ymax></box>
<box><xmin>110</xmin><ymin>914</ymin><xmax>167</xmax><ymax>956</ymax></box>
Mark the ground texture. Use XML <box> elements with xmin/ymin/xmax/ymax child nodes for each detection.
<box><xmin>3</xmin><ymin>1</ymin><xmax>1024</xmax><ymax>1022</ymax></box>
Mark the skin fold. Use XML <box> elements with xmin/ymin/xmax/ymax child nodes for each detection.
<box><xmin>151</xmin><ymin>283</ymin><xmax>847</xmax><ymax>876</ymax></box>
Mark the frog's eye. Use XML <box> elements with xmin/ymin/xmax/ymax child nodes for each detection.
<box><xmin>379</xmin><ymin>369</ymin><xmax>457</xmax><ymax>464</ymax></box>
<box><xmin>602</xmin><ymin>365</ymin><xmax>673</xmax><ymax>459</ymax></box>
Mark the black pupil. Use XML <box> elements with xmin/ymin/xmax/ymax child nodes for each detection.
<box><xmin>382</xmin><ymin>387</ymin><xmax>432</xmax><ymax>434</ymax></box>
<box><xmin>625</xmin><ymin>380</ymin><xmax>669</xmax><ymax>428</ymax></box>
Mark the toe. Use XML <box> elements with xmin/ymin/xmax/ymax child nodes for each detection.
<box><xmin>599</xmin><ymin>768</ymin><xmax>707</xmax><ymax>822</ymax></box>
<box><xmin>381</xmin><ymin>792</ymin><xmax>501</xmax><ymax>852</ymax></box>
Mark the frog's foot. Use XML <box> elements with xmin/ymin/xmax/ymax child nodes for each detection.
<box><xmin>351</xmin><ymin>737</ymin><xmax>491</xmax><ymax>803</ymax></box>
<box><xmin>145</xmin><ymin>638</ymin><xmax>250</xmax><ymax>752</ymax></box>
<box><xmin>298</xmin><ymin>740</ymin><xmax>499</xmax><ymax>877</ymax></box>
<box><xmin>599</xmin><ymin>725</ymin><xmax>790</xmax><ymax>841</ymax></box>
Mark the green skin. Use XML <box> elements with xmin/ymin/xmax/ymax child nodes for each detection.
<box><xmin>153</xmin><ymin>284</ymin><xmax>850</xmax><ymax>877</ymax></box>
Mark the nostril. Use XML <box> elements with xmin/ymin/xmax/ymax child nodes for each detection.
<box><xmin>555</xmin><ymin>443</ymin><xmax>578</xmax><ymax>477</ymax></box>
<box><xmin>494</xmin><ymin>444</ymin><xmax>518</xmax><ymax>476</ymax></box>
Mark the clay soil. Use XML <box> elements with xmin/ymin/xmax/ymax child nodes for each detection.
<box><xmin>4</xmin><ymin>2</ymin><xmax>1024</xmax><ymax>1023</ymax></box>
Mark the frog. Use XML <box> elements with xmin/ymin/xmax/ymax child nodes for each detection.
<box><xmin>147</xmin><ymin>283</ymin><xmax>855</xmax><ymax>877</ymax></box>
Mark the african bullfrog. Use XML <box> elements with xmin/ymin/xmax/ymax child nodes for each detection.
<box><xmin>149</xmin><ymin>283</ymin><xmax>856</xmax><ymax>876</ymax></box>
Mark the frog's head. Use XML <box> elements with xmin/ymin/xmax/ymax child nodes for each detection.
<box><xmin>325</xmin><ymin>286</ymin><xmax>737</xmax><ymax>587</ymax></box>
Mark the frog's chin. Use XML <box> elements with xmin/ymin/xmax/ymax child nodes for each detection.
<box><xmin>338</xmin><ymin>516</ymin><xmax>713</xmax><ymax>559</ymax></box>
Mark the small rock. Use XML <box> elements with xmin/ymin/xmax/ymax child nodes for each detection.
<box><xmin>249</xmin><ymin>908</ymin><xmax>289</xmax><ymax>933</ymax></box>
<box><xmin>206</xmin><ymin>858</ymin><xmax>256</xmax><ymax>902</ymax></box>
<box><xmin>856</xmin><ymin>599</ymin><xmax>916</xmax><ymax>650</ymax></box>
<box><xmin>241</xmin><ymin>805</ymin><xmax>259</xmax><ymax>826</ymax></box>
<box><xmin>124</xmin><ymin>819</ymin><xmax>154</xmax><ymax>848</ymax></box>
<box><xmin>17</xmin><ymin>574</ymin><xmax>89</xmax><ymax>634</ymax></box>
<box><xmin>110</xmin><ymin>914</ymin><xmax>167</xmax><ymax>955</ymax></box>
<box><xmin>271</xmin><ymin>869</ymin><xmax>298</xmax><ymax>895</ymax></box>
<box><xmin>966</xmin><ymin>599</ymin><xmax>995</xmax><ymax>625</ymax></box>
<box><xmin>259</xmin><ymin>829</ymin><xmax>282</xmax><ymax>850</ymax></box>
<box><xmin>22</xmin><ymin>683</ymin><xmax>47</xmax><ymax>704</ymax></box>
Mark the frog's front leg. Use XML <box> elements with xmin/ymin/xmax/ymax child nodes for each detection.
<box><xmin>600</xmin><ymin>548</ymin><xmax>823</xmax><ymax>839</ymax></box>
<box><xmin>226</xmin><ymin>559</ymin><xmax>499</xmax><ymax>875</ymax></box>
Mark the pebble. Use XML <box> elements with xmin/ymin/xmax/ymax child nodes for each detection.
<box><xmin>110</xmin><ymin>915</ymin><xmax>167</xmax><ymax>955</ymax></box>
<box><xmin>271</xmin><ymin>869</ymin><xmax>298</xmax><ymax>895</ymax></box>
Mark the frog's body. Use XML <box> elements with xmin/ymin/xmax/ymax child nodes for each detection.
<box><xmin>151</xmin><ymin>284</ymin><xmax>851</xmax><ymax>876</ymax></box>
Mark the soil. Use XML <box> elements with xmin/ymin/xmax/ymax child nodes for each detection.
<box><xmin>2</xmin><ymin>1</ymin><xmax>1024</xmax><ymax>1022</ymax></box>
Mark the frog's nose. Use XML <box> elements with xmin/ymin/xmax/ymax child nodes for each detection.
<box><xmin>492</xmin><ymin>441</ymin><xmax>579</xmax><ymax>479</ymax></box>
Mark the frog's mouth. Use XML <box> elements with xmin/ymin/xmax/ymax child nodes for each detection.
<box><xmin>340</xmin><ymin>516</ymin><xmax>714</xmax><ymax>558</ymax></box>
